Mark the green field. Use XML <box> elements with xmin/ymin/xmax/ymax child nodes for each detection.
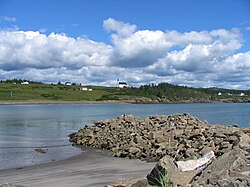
<box><xmin>0</xmin><ymin>81</ymin><xmax>249</xmax><ymax>102</ymax></box>
<box><xmin>0</xmin><ymin>83</ymin><xmax>119</xmax><ymax>101</ymax></box>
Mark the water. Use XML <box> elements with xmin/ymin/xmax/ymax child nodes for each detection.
<box><xmin>0</xmin><ymin>103</ymin><xmax>249</xmax><ymax>169</ymax></box>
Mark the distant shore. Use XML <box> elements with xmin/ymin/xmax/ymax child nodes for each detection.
<box><xmin>0</xmin><ymin>97</ymin><xmax>250</xmax><ymax>106</ymax></box>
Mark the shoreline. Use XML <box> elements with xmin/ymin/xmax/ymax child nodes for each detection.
<box><xmin>0</xmin><ymin>148</ymin><xmax>155</xmax><ymax>187</ymax></box>
<box><xmin>0</xmin><ymin>100</ymin><xmax>128</xmax><ymax>106</ymax></box>
<box><xmin>0</xmin><ymin>98</ymin><xmax>250</xmax><ymax>106</ymax></box>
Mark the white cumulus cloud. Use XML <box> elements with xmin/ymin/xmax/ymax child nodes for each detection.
<box><xmin>0</xmin><ymin>18</ymin><xmax>250</xmax><ymax>89</ymax></box>
<box><xmin>0</xmin><ymin>30</ymin><xmax>113</xmax><ymax>71</ymax></box>
<box><xmin>103</xmin><ymin>18</ymin><xmax>137</xmax><ymax>37</ymax></box>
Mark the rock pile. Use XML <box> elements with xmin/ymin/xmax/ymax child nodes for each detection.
<box><xmin>69</xmin><ymin>113</ymin><xmax>247</xmax><ymax>162</ymax></box>
<box><xmin>192</xmin><ymin>147</ymin><xmax>250</xmax><ymax>187</ymax></box>
<box><xmin>108</xmin><ymin>147</ymin><xmax>249</xmax><ymax>187</ymax></box>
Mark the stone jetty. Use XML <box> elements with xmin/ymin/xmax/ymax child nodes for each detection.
<box><xmin>69</xmin><ymin>113</ymin><xmax>250</xmax><ymax>186</ymax></box>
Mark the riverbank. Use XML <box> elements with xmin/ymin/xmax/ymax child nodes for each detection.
<box><xmin>0</xmin><ymin>148</ymin><xmax>155</xmax><ymax>187</ymax></box>
<box><xmin>0</xmin><ymin>97</ymin><xmax>250</xmax><ymax>106</ymax></box>
<box><xmin>0</xmin><ymin>100</ymin><xmax>128</xmax><ymax>105</ymax></box>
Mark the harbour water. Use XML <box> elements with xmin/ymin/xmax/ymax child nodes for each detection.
<box><xmin>0</xmin><ymin>103</ymin><xmax>249</xmax><ymax>169</ymax></box>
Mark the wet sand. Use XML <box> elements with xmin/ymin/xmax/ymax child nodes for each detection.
<box><xmin>0</xmin><ymin>100</ymin><xmax>128</xmax><ymax>106</ymax></box>
<box><xmin>0</xmin><ymin>149</ymin><xmax>155</xmax><ymax>187</ymax></box>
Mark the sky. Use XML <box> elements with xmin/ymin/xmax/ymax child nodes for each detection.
<box><xmin>0</xmin><ymin>0</ymin><xmax>250</xmax><ymax>89</ymax></box>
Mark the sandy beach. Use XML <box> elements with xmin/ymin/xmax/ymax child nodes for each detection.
<box><xmin>0</xmin><ymin>148</ymin><xmax>155</xmax><ymax>187</ymax></box>
<box><xmin>0</xmin><ymin>100</ymin><xmax>127</xmax><ymax>106</ymax></box>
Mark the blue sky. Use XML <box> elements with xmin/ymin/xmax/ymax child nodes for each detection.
<box><xmin>0</xmin><ymin>0</ymin><xmax>250</xmax><ymax>89</ymax></box>
<box><xmin>1</xmin><ymin>0</ymin><xmax>250</xmax><ymax>44</ymax></box>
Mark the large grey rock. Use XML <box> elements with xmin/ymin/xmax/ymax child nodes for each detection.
<box><xmin>147</xmin><ymin>155</ymin><xmax>196</xmax><ymax>187</ymax></box>
<box><xmin>193</xmin><ymin>148</ymin><xmax>250</xmax><ymax>187</ymax></box>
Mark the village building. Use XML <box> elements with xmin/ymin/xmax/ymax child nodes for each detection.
<box><xmin>118</xmin><ymin>82</ymin><xmax>129</xmax><ymax>88</ymax></box>
<box><xmin>80</xmin><ymin>87</ymin><xmax>88</xmax><ymax>91</ymax></box>
<box><xmin>80</xmin><ymin>87</ymin><xmax>93</xmax><ymax>91</ymax></box>
<box><xmin>21</xmin><ymin>81</ymin><xmax>29</xmax><ymax>85</ymax></box>
<box><xmin>65</xmin><ymin>82</ymin><xmax>72</xmax><ymax>86</ymax></box>
<box><xmin>240</xmin><ymin>93</ymin><xmax>245</xmax><ymax>96</ymax></box>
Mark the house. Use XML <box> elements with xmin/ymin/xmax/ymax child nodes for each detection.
<box><xmin>118</xmin><ymin>82</ymin><xmax>129</xmax><ymax>88</ymax></box>
<box><xmin>80</xmin><ymin>87</ymin><xmax>93</xmax><ymax>91</ymax></box>
<box><xmin>217</xmin><ymin>92</ymin><xmax>222</xmax><ymax>96</ymax></box>
<box><xmin>80</xmin><ymin>87</ymin><xmax>88</xmax><ymax>91</ymax></box>
<box><xmin>65</xmin><ymin>82</ymin><xmax>72</xmax><ymax>86</ymax></box>
<box><xmin>240</xmin><ymin>93</ymin><xmax>245</xmax><ymax>96</ymax></box>
<box><xmin>21</xmin><ymin>81</ymin><xmax>29</xmax><ymax>85</ymax></box>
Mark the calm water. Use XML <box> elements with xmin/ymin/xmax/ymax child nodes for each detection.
<box><xmin>0</xmin><ymin>103</ymin><xmax>249</xmax><ymax>169</ymax></box>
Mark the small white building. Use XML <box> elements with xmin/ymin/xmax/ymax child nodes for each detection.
<box><xmin>21</xmin><ymin>81</ymin><xmax>29</xmax><ymax>85</ymax></box>
<box><xmin>240</xmin><ymin>93</ymin><xmax>245</xmax><ymax>96</ymax></box>
<box><xmin>65</xmin><ymin>82</ymin><xmax>72</xmax><ymax>86</ymax></box>
<box><xmin>118</xmin><ymin>82</ymin><xmax>129</xmax><ymax>88</ymax></box>
<box><xmin>80</xmin><ymin>87</ymin><xmax>88</xmax><ymax>91</ymax></box>
<box><xmin>80</xmin><ymin>87</ymin><xmax>93</xmax><ymax>91</ymax></box>
<box><xmin>217</xmin><ymin>92</ymin><xmax>222</xmax><ymax>96</ymax></box>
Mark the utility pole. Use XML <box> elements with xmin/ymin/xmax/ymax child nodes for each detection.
<box><xmin>117</xmin><ymin>79</ymin><xmax>119</xmax><ymax>87</ymax></box>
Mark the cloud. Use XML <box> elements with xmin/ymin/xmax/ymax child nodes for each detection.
<box><xmin>0</xmin><ymin>31</ymin><xmax>112</xmax><ymax>71</ymax></box>
<box><xmin>103</xmin><ymin>18</ymin><xmax>137</xmax><ymax>36</ymax></box>
<box><xmin>0</xmin><ymin>16</ymin><xmax>17</xmax><ymax>22</ymax></box>
<box><xmin>0</xmin><ymin>18</ymin><xmax>250</xmax><ymax>89</ymax></box>
<box><xmin>111</xmin><ymin>29</ymin><xmax>172</xmax><ymax>67</ymax></box>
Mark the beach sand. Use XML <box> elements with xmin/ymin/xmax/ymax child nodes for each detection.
<box><xmin>0</xmin><ymin>148</ymin><xmax>155</xmax><ymax>187</ymax></box>
<box><xmin>0</xmin><ymin>100</ymin><xmax>127</xmax><ymax>106</ymax></box>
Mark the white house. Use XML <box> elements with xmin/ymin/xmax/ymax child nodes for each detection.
<box><xmin>65</xmin><ymin>82</ymin><xmax>72</xmax><ymax>86</ymax></box>
<box><xmin>240</xmin><ymin>93</ymin><xmax>245</xmax><ymax>96</ymax></box>
<box><xmin>80</xmin><ymin>87</ymin><xmax>93</xmax><ymax>91</ymax></box>
<box><xmin>118</xmin><ymin>82</ymin><xmax>129</xmax><ymax>88</ymax></box>
<box><xmin>21</xmin><ymin>81</ymin><xmax>29</xmax><ymax>85</ymax></box>
<box><xmin>80</xmin><ymin>87</ymin><xmax>88</xmax><ymax>91</ymax></box>
<box><xmin>217</xmin><ymin>92</ymin><xmax>222</xmax><ymax>96</ymax></box>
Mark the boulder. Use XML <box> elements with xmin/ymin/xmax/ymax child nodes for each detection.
<box><xmin>238</xmin><ymin>132</ymin><xmax>250</xmax><ymax>151</ymax></box>
<box><xmin>129</xmin><ymin>147</ymin><xmax>141</xmax><ymax>155</ymax></box>
<box><xmin>193</xmin><ymin>148</ymin><xmax>250</xmax><ymax>186</ymax></box>
<box><xmin>147</xmin><ymin>155</ymin><xmax>196</xmax><ymax>186</ymax></box>
<box><xmin>176</xmin><ymin>151</ymin><xmax>215</xmax><ymax>172</ymax></box>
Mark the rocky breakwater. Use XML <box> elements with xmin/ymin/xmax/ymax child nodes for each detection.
<box><xmin>70</xmin><ymin>114</ymin><xmax>250</xmax><ymax>186</ymax></box>
<box><xmin>69</xmin><ymin>113</ymin><xmax>248</xmax><ymax>162</ymax></box>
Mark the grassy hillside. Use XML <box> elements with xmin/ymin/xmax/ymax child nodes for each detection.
<box><xmin>0</xmin><ymin>81</ymin><xmax>249</xmax><ymax>102</ymax></box>
<box><xmin>0</xmin><ymin>83</ymin><xmax>118</xmax><ymax>101</ymax></box>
